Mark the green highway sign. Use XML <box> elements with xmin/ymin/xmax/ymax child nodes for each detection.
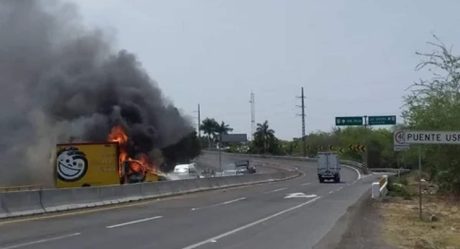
<box><xmin>335</xmin><ymin>116</ymin><xmax>363</xmax><ymax>126</ymax></box>
<box><xmin>368</xmin><ymin>115</ymin><xmax>396</xmax><ymax>125</ymax></box>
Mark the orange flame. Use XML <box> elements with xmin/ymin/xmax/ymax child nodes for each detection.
<box><xmin>108</xmin><ymin>126</ymin><xmax>128</xmax><ymax>145</ymax></box>
<box><xmin>107</xmin><ymin>125</ymin><xmax>157</xmax><ymax>179</ymax></box>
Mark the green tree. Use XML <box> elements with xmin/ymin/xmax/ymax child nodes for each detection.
<box><xmin>403</xmin><ymin>38</ymin><xmax>460</xmax><ymax>193</ymax></box>
<box><xmin>251</xmin><ymin>121</ymin><xmax>283</xmax><ymax>154</ymax></box>
<box><xmin>200</xmin><ymin>118</ymin><xmax>219</xmax><ymax>147</ymax></box>
<box><xmin>216</xmin><ymin>121</ymin><xmax>233</xmax><ymax>136</ymax></box>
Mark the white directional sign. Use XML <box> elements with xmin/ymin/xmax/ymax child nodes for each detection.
<box><xmin>401</xmin><ymin>131</ymin><xmax>460</xmax><ymax>145</ymax></box>
<box><xmin>393</xmin><ymin>130</ymin><xmax>410</xmax><ymax>151</ymax></box>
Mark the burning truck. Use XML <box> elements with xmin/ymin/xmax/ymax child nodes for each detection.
<box><xmin>55</xmin><ymin>126</ymin><xmax>160</xmax><ymax>188</ymax></box>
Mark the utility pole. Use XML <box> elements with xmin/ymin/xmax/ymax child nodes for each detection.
<box><xmin>418</xmin><ymin>146</ymin><xmax>423</xmax><ymax>220</ymax></box>
<box><xmin>250</xmin><ymin>92</ymin><xmax>256</xmax><ymax>140</ymax></box>
<box><xmin>197</xmin><ymin>104</ymin><xmax>201</xmax><ymax>138</ymax></box>
<box><xmin>363</xmin><ymin>115</ymin><xmax>369</xmax><ymax>173</ymax></box>
<box><xmin>297</xmin><ymin>87</ymin><xmax>307</xmax><ymax>157</ymax></box>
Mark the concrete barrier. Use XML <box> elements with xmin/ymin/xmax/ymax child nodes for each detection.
<box><xmin>117</xmin><ymin>183</ymin><xmax>143</xmax><ymax>202</ymax></box>
<box><xmin>0</xmin><ymin>193</ymin><xmax>8</xmax><ymax>218</ymax></box>
<box><xmin>42</xmin><ymin>187</ymin><xmax>102</xmax><ymax>212</ymax></box>
<box><xmin>0</xmin><ymin>190</ymin><xmax>44</xmax><ymax>217</ymax></box>
<box><xmin>99</xmin><ymin>185</ymin><xmax>123</xmax><ymax>205</ymax></box>
<box><xmin>371</xmin><ymin>175</ymin><xmax>388</xmax><ymax>199</ymax></box>
<box><xmin>0</xmin><ymin>157</ymin><xmax>300</xmax><ymax>219</ymax></box>
<box><xmin>140</xmin><ymin>181</ymin><xmax>160</xmax><ymax>199</ymax></box>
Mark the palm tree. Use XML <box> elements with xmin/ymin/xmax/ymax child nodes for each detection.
<box><xmin>254</xmin><ymin>120</ymin><xmax>275</xmax><ymax>153</ymax></box>
<box><xmin>200</xmin><ymin>118</ymin><xmax>219</xmax><ymax>147</ymax></box>
<box><xmin>216</xmin><ymin>121</ymin><xmax>233</xmax><ymax>135</ymax></box>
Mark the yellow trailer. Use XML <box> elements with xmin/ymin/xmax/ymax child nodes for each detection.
<box><xmin>55</xmin><ymin>142</ymin><xmax>120</xmax><ymax>188</ymax></box>
<box><xmin>55</xmin><ymin>142</ymin><xmax>159</xmax><ymax>188</ymax></box>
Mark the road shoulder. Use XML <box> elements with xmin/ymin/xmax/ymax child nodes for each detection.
<box><xmin>313</xmin><ymin>191</ymin><xmax>395</xmax><ymax>249</ymax></box>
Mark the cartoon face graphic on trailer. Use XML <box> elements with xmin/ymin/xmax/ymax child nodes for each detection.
<box><xmin>56</xmin><ymin>147</ymin><xmax>88</xmax><ymax>181</ymax></box>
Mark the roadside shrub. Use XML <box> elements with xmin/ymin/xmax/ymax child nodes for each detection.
<box><xmin>388</xmin><ymin>177</ymin><xmax>412</xmax><ymax>200</ymax></box>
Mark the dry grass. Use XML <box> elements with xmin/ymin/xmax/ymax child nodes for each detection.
<box><xmin>380</xmin><ymin>196</ymin><xmax>460</xmax><ymax>249</ymax></box>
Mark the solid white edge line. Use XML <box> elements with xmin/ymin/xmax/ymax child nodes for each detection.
<box><xmin>106</xmin><ymin>216</ymin><xmax>163</xmax><ymax>229</ymax></box>
<box><xmin>0</xmin><ymin>233</ymin><xmax>81</xmax><ymax>249</ymax></box>
<box><xmin>342</xmin><ymin>165</ymin><xmax>362</xmax><ymax>180</ymax></box>
<box><xmin>182</xmin><ymin>196</ymin><xmax>321</xmax><ymax>249</ymax></box>
<box><xmin>301</xmin><ymin>182</ymin><xmax>311</xmax><ymax>186</ymax></box>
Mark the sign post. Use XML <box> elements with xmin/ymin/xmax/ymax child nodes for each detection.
<box><xmin>396</xmin><ymin>130</ymin><xmax>460</xmax><ymax>220</ymax></box>
<box><xmin>418</xmin><ymin>146</ymin><xmax>422</xmax><ymax>220</ymax></box>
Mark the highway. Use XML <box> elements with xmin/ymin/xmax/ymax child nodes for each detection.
<box><xmin>0</xmin><ymin>157</ymin><xmax>377</xmax><ymax>249</ymax></box>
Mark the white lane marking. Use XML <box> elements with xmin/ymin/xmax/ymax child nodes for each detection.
<box><xmin>0</xmin><ymin>233</ymin><xmax>81</xmax><ymax>249</ymax></box>
<box><xmin>182</xmin><ymin>196</ymin><xmax>321</xmax><ymax>249</ymax></box>
<box><xmin>336</xmin><ymin>187</ymin><xmax>343</xmax><ymax>191</ymax></box>
<box><xmin>191</xmin><ymin>197</ymin><xmax>246</xmax><ymax>211</ymax></box>
<box><xmin>106</xmin><ymin>216</ymin><xmax>162</xmax><ymax>229</ymax></box>
<box><xmin>222</xmin><ymin>197</ymin><xmax>247</xmax><ymax>205</ymax></box>
<box><xmin>284</xmin><ymin>193</ymin><xmax>317</xmax><ymax>199</ymax></box>
<box><xmin>342</xmin><ymin>165</ymin><xmax>361</xmax><ymax>180</ymax></box>
<box><xmin>329</xmin><ymin>190</ymin><xmax>335</xmax><ymax>194</ymax></box>
<box><xmin>300</xmin><ymin>182</ymin><xmax>311</xmax><ymax>186</ymax></box>
<box><xmin>264</xmin><ymin>187</ymin><xmax>288</xmax><ymax>194</ymax></box>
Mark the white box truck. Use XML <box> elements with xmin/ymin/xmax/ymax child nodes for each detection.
<box><xmin>317</xmin><ymin>152</ymin><xmax>341</xmax><ymax>183</ymax></box>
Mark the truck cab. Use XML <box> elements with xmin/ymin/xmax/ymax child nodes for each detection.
<box><xmin>317</xmin><ymin>152</ymin><xmax>341</xmax><ymax>183</ymax></box>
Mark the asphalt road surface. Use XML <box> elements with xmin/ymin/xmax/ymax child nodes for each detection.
<box><xmin>0</xmin><ymin>158</ymin><xmax>378</xmax><ymax>249</ymax></box>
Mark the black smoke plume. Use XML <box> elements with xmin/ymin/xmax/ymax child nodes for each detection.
<box><xmin>0</xmin><ymin>0</ymin><xmax>195</xmax><ymax>186</ymax></box>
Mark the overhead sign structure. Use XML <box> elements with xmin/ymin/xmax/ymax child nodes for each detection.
<box><xmin>335</xmin><ymin>116</ymin><xmax>363</xmax><ymax>126</ymax></box>
<box><xmin>368</xmin><ymin>115</ymin><xmax>396</xmax><ymax>125</ymax></box>
<box><xmin>403</xmin><ymin>131</ymin><xmax>460</xmax><ymax>145</ymax></box>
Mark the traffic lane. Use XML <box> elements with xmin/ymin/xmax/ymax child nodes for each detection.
<box><xmin>0</xmin><ymin>160</ymin><xmax>312</xmax><ymax>246</ymax></box>
<box><xmin>27</xmin><ymin>170</ymin><xmax>356</xmax><ymax>249</ymax></box>
<box><xmin>0</xmin><ymin>162</ymin><xmax>358</xmax><ymax>249</ymax></box>
<box><xmin>193</xmin><ymin>175</ymin><xmax>378</xmax><ymax>249</ymax></box>
<box><xmin>26</xmin><ymin>174</ymin><xmax>356</xmax><ymax>249</ymax></box>
<box><xmin>0</xmin><ymin>159</ymin><xmax>350</xmax><ymax>244</ymax></box>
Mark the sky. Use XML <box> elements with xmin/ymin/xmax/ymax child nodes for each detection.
<box><xmin>72</xmin><ymin>0</ymin><xmax>460</xmax><ymax>140</ymax></box>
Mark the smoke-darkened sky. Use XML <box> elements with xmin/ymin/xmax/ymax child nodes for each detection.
<box><xmin>0</xmin><ymin>0</ymin><xmax>192</xmax><ymax>185</ymax></box>
<box><xmin>73</xmin><ymin>0</ymin><xmax>460</xmax><ymax>139</ymax></box>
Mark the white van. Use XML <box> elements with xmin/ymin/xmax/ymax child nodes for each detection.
<box><xmin>173</xmin><ymin>163</ymin><xmax>199</xmax><ymax>178</ymax></box>
<box><xmin>317</xmin><ymin>152</ymin><xmax>341</xmax><ymax>183</ymax></box>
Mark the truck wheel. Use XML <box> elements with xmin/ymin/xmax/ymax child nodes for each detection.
<box><xmin>319</xmin><ymin>177</ymin><xmax>324</xmax><ymax>183</ymax></box>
